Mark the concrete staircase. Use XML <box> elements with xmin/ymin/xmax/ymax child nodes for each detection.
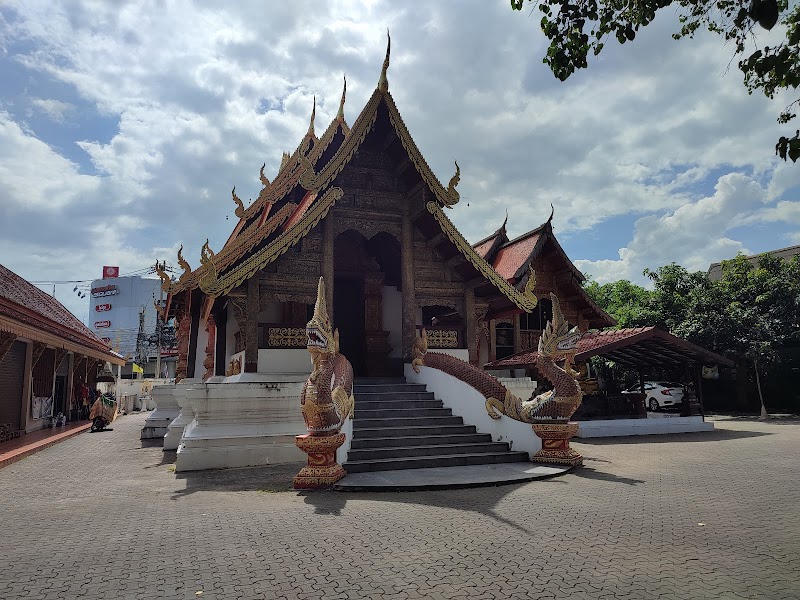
<box><xmin>343</xmin><ymin>378</ymin><xmax>529</xmax><ymax>474</ymax></box>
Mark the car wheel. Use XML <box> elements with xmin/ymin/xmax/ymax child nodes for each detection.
<box><xmin>649</xmin><ymin>398</ymin><xmax>660</xmax><ymax>412</ymax></box>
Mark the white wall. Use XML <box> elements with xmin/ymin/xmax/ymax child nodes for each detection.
<box><xmin>382</xmin><ymin>285</ymin><xmax>402</xmax><ymax>358</ymax></box>
<box><xmin>405</xmin><ymin>364</ymin><xmax>541</xmax><ymax>456</ymax></box>
<box><xmin>257</xmin><ymin>349</ymin><xmax>311</xmax><ymax>375</ymax></box>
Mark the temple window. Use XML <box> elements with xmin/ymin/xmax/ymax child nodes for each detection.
<box><xmin>495</xmin><ymin>322</ymin><xmax>515</xmax><ymax>359</ymax></box>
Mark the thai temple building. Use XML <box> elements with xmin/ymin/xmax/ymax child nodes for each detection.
<box><xmin>151</xmin><ymin>36</ymin><xmax>717</xmax><ymax>485</ymax></box>
<box><xmin>161</xmin><ymin>39</ymin><xmax>610</xmax><ymax>385</ymax></box>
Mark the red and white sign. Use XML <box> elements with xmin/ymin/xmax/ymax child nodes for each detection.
<box><xmin>95</xmin><ymin>303</ymin><xmax>112</xmax><ymax>312</ymax></box>
<box><xmin>94</xmin><ymin>320</ymin><xmax>111</xmax><ymax>329</ymax></box>
<box><xmin>102</xmin><ymin>266</ymin><xmax>119</xmax><ymax>278</ymax></box>
<box><xmin>91</xmin><ymin>284</ymin><xmax>118</xmax><ymax>298</ymax></box>
<box><xmin>101</xmin><ymin>337</ymin><xmax>112</xmax><ymax>343</ymax></box>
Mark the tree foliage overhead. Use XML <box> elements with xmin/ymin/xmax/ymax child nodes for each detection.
<box><xmin>511</xmin><ymin>0</ymin><xmax>800</xmax><ymax>161</ymax></box>
<box><xmin>584</xmin><ymin>254</ymin><xmax>800</xmax><ymax>366</ymax></box>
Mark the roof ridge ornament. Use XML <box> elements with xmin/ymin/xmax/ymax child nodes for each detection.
<box><xmin>155</xmin><ymin>262</ymin><xmax>171</xmax><ymax>293</ymax></box>
<box><xmin>259</xmin><ymin>163</ymin><xmax>270</xmax><ymax>188</ymax></box>
<box><xmin>308</xmin><ymin>95</ymin><xmax>316</xmax><ymax>137</ymax></box>
<box><xmin>442</xmin><ymin>160</ymin><xmax>460</xmax><ymax>208</ymax></box>
<box><xmin>231</xmin><ymin>186</ymin><xmax>245</xmax><ymax>218</ymax></box>
<box><xmin>501</xmin><ymin>210</ymin><xmax>508</xmax><ymax>233</ymax></box>
<box><xmin>523</xmin><ymin>265</ymin><xmax>538</xmax><ymax>309</ymax></box>
<box><xmin>547</xmin><ymin>203</ymin><xmax>554</xmax><ymax>225</ymax></box>
<box><xmin>378</xmin><ymin>29</ymin><xmax>390</xmax><ymax>93</ymax></box>
<box><xmin>177</xmin><ymin>245</ymin><xmax>191</xmax><ymax>282</ymax></box>
<box><xmin>337</xmin><ymin>75</ymin><xmax>347</xmax><ymax>121</ymax></box>
<box><xmin>280</xmin><ymin>151</ymin><xmax>291</xmax><ymax>170</ymax></box>
<box><xmin>199</xmin><ymin>239</ymin><xmax>219</xmax><ymax>297</ymax></box>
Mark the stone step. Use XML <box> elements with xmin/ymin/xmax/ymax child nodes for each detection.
<box><xmin>351</xmin><ymin>432</ymin><xmax>494</xmax><ymax>449</ymax></box>
<box><xmin>352</xmin><ymin>424</ymin><xmax>478</xmax><ymax>439</ymax></box>
<box><xmin>356</xmin><ymin>399</ymin><xmax>444</xmax><ymax>410</ymax></box>
<box><xmin>353</xmin><ymin>384</ymin><xmax>427</xmax><ymax>394</ymax></box>
<box><xmin>353</xmin><ymin>416</ymin><xmax>464</xmax><ymax>429</ymax></box>
<box><xmin>353</xmin><ymin>377</ymin><xmax>406</xmax><ymax>385</ymax></box>
<box><xmin>354</xmin><ymin>407</ymin><xmax>452</xmax><ymax>418</ymax></box>
<box><xmin>355</xmin><ymin>391</ymin><xmax>435</xmax><ymax>401</ymax></box>
<box><xmin>343</xmin><ymin>451</ymin><xmax>530</xmax><ymax>473</ymax></box>
<box><xmin>347</xmin><ymin>442</ymin><xmax>513</xmax><ymax>461</ymax></box>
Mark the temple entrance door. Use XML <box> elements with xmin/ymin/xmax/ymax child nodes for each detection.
<box><xmin>334</xmin><ymin>276</ymin><xmax>366</xmax><ymax>376</ymax></box>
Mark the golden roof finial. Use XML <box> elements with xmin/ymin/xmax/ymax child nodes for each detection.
<box><xmin>547</xmin><ymin>203</ymin><xmax>555</xmax><ymax>225</ymax></box>
<box><xmin>231</xmin><ymin>186</ymin><xmax>245</xmax><ymax>218</ymax></box>
<box><xmin>378</xmin><ymin>29</ymin><xmax>390</xmax><ymax>93</ymax></box>
<box><xmin>442</xmin><ymin>160</ymin><xmax>460</xmax><ymax>208</ymax></box>
<box><xmin>307</xmin><ymin>95</ymin><xmax>316</xmax><ymax>137</ymax></box>
<box><xmin>280</xmin><ymin>151</ymin><xmax>290</xmax><ymax>170</ymax></box>
<box><xmin>177</xmin><ymin>245</ymin><xmax>191</xmax><ymax>282</ymax></box>
<box><xmin>337</xmin><ymin>75</ymin><xmax>347</xmax><ymax>121</ymax></box>
<box><xmin>259</xmin><ymin>163</ymin><xmax>270</xmax><ymax>188</ymax></box>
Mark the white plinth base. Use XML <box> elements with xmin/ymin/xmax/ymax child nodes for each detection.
<box><xmin>175</xmin><ymin>377</ymin><xmax>307</xmax><ymax>472</ymax></box>
<box><xmin>575</xmin><ymin>416</ymin><xmax>714</xmax><ymax>438</ymax></box>
<box><xmin>141</xmin><ymin>384</ymin><xmax>181</xmax><ymax>441</ymax></box>
<box><xmin>163</xmin><ymin>381</ymin><xmax>200</xmax><ymax>451</ymax></box>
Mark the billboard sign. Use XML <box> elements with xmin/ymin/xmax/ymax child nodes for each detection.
<box><xmin>95</xmin><ymin>303</ymin><xmax>112</xmax><ymax>312</ymax></box>
<box><xmin>102</xmin><ymin>266</ymin><xmax>120</xmax><ymax>278</ymax></box>
<box><xmin>94</xmin><ymin>320</ymin><xmax>111</xmax><ymax>328</ymax></box>
<box><xmin>91</xmin><ymin>285</ymin><xmax>118</xmax><ymax>298</ymax></box>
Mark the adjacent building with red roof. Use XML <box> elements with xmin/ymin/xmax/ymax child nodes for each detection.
<box><xmin>0</xmin><ymin>264</ymin><xmax>124</xmax><ymax>435</ymax></box>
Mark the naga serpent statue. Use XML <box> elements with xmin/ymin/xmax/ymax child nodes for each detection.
<box><xmin>413</xmin><ymin>292</ymin><xmax>583</xmax><ymax>423</ymax></box>
<box><xmin>300</xmin><ymin>277</ymin><xmax>354</xmax><ymax>435</ymax></box>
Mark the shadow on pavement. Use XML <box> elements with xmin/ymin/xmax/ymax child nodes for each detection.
<box><xmin>140</xmin><ymin>438</ymin><xmax>165</xmax><ymax>448</ymax></box>
<box><xmin>143</xmin><ymin>449</ymin><xmax>177</xmax><ymax>468</ymax></box>
<box><xmin>709</xmin><ymin>414</ymin><xmax>800</xmax><ymax>424</ymax></box>
<box><xmin>170</xmin><ymin>462</ymin><xmax>304</xmax><ymax>500</ymax></box>
<box><xmin>574</xmin><ymin>428</ymin><xmax>771</xmax><ymax>445</ymax></box>
<box><xmin>568</xmin><ymin>465</ymin><xmax>644</xmax><ymax>486</ymax></box>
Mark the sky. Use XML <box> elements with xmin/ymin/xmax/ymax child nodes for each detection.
<box><xmin>1</xmin><ymin>0</ymin><xmax>798</xmax><ymax>325</ymax></box>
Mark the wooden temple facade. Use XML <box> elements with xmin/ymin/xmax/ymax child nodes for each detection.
<box><xmin>162</xmin><ymin>37</ymin><xmax>612</xmax><ymax>380</ymax></box>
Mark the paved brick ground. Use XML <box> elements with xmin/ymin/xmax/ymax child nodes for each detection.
<box><xmin>0</xmin><ymin>412</ymin><xmax>798</xmax><ymax>600</ymax></box>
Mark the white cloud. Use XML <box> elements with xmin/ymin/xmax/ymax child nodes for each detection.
<box><xmin>29</xmin><ymin>97</ymin><xmax>74</xmax><ymax>122</ymax></box>
<box><xmin>575</xmin><ymin>173</ymin><xmax>766</xmax><ymax>283</ymax></box>
<box><xmin>0</xmin><ymin>0</ymin><xmax>799</xmax><ymax>317</ymax></box>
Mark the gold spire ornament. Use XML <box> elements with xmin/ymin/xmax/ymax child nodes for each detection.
<box><xmin>198</xmin><ymin>239</ymin><xmax>219</xmax><ymax>296</ymax></box>
<box><xmin>259</xmin><ymin>163</ymin><xmax>270</xmax><ymax>188</ymax></box>
<box><xmin>308</xmin><ymin>95</ymin><xmax>316</xmax><ymax>137</ymax></box>
<box><xmin>337</xmin><ymin>75</ymin><xmax>347</xmax><ymax>121</ymax></box>
<box><xmin>231</xmin><ymin>186</ymin><xmax>245</xmax><ymax>218</ymax></box>
<box><xmin>155</xmin><ymin>262</ymin><xmax>171</xmax><ymax>293</ymax></box>
<box><xmin>177</xmin><ymin>245</ymin><xmax>191</xmax><ymax>282</ymax></box>
<box><xmin>442</xmin><ymin>160</ymin><xmax>460</xmax><ymax>208</ymax></box>
<box><xmin>280</xmin><ymin>151</ymin><xmax>291</xmax><ymax>170</ymax></box>
<box><xmin>378</xmin><ymin>30</ymin><xmax>390</xmax><ymax>93</ymax></box>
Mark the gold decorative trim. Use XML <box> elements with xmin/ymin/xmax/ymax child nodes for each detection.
<box><xmin>177</xmin><ymin>245</ymin><xmax>191</xmax><ymax>283</ymax></box>
<box><xmin>267</xmin><ymin>327</ymin><xmax>306</xmax><ymax>348</ymax></box>
<box><xmin>231</xmin><ymin>186</ymin><xmax>245</xmax><ymax>218</ymax></box>
<box><xmin>426</xmin><ymin>201</ymin><xmax>538</xmax><ymax>312</ymax></box>
<box><xmin>155</xmin><ymin>262</ymin><xmax>171</xmax><ymax>293</ymax></box>
<box><xmin>204</xmin><ymin>187</ymin><xmax>344</xmax><ymax>297</ymax></box>
<box><xmin>378</xmin><ymin>30</ymin><xmax>390</xmax><ymax>93</ymax></box>
<box><xmin>443</xmin><ymin>161</ymin><xmax>460</xmax><ymax>208</ymax></box>
<box><xmin>426</xmin><ymin>329</ymin><xmax>459</xmax><ymax>348</ymax></box>
<box><xmin>259</xmin><ymin>163</ymin><xmax>270</xmax><ymax>188</ymax></box>
<box><xmin>337</xmin><ymin>75</ymin><xmax>347</xmax><ymax>121</ymax></box>
<box><xmin>198</xmin><ymin>239</ymin><xmax>218</xmax><ymax>296</ymax></box>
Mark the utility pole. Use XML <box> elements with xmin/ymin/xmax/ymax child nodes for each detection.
<box><xmin>154</xmin><ymin>260</ymin><xmax>165</xmax><ymax>380</ymax></box>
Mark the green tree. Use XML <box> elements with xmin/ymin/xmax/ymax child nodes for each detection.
<box><xmin>584</xmin><ymin>279</ymin><xmax>654</xmax><ymax>327</ymax></box>
<box><xmin>511</xmin><ymin>0</ymin><xmax>800</xmax><ymax>161</ymax></box>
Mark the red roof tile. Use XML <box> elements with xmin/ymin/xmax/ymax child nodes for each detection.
<box><xmin>282</xmin><ymin>191</ymin><xmax>317</xmax><ymax>232</ymax></box>
<box><xmin>0</xmin><ymin>264</ymin><xmax>111</xmax><ymax>353</ymax></box>
<box><xmin>492</xmin><ymin>232</ymin><xmax>541</xmax><ymax>281</ymax></box>
<box><xmin>474</xmin><ymin>232</ymin><xmax>501</xmax><ymax>258</ymax></box>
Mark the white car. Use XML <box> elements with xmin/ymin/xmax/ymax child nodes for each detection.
<box><xmin>623</xmin><ymin>381</ymin><xmax>685</xmax><ymax>412</ymax></box>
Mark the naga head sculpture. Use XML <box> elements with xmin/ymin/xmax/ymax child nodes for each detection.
<box><xmin>307</xmin><ymin>277</ymin><xmax>337</xmax><ymax>375</ymax></box>
<box><xmin>538</xmin><ymin>293</ymin><xmax>581</xmax><ymax>360</ymax></box>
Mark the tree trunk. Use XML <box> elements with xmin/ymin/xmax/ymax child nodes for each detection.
<box><xmin>754</xmin><ymin>358</ymin><xmax>767</xmax><ymax>419</ymax></box>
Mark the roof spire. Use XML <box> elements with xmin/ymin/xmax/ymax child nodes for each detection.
<box><xmin>547</xmin><ymin>203</ymin><xmax>554</xmax><ymax>226</ymax></box>
<box><xmin>307</xmin><ymin>95</ymin><xmax>316</xmax><ymax>136</ymax></box>
<box><xmin>337</xmin><ymin>75</ymin><xmax>347</xmax><ymax>120</ymax></box>
<box><xmin>259</xmin><ymin>163</ymin><xmax>270</xmax><ymax>188</ymax></box>
<box><xmin>501</xmin><ymin>210</ymin><xmax>508</xmax><ymax>233</ymax></box>
<box><xmin>378</xmin><ymin>29</ymin><xmax>390</xmax><ymax>93</ymax></box>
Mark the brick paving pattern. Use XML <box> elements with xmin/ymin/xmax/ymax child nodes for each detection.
<box><xmin>0</xmin><ymin>412</ymin><xmax>798</xmax><ymax>599</ymax></box>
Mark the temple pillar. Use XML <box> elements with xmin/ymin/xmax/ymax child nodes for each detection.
<box><xmin>465</xmin><ymin>288</ymin><xmax>477</xmax><ymax>365</ymax></box>
<box><xmin>141</xmin><ymin>384</ymin><xmax>181</xmax><ymax>441</ymax></box>
<box><xmin>322</xmin><ymin>217</ymin><xmax>335</xmax><ymax>324</ymax></box>
<box><xmin>202</xmin><ymin>314</ymin><xmax>216</xmax><ymax>381</ymax></box>
<box><xmin>513</xmin><ymin>313</ymin><xmax>522</xmax><ymax>354</ymax></box>
<box><xmin>401</xmin><ymin>203</ymin><xmax>416</xmax><ymax>359</ymax></box>
<box><xmin>245</xmin><ymin>278</ymin><xmax>259</xmax><ymax>373</ymax></box>
<box><xmin>489</xmin><ymin>319</ymin><xmax>497</xmax><ymax>362</ymax></box>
